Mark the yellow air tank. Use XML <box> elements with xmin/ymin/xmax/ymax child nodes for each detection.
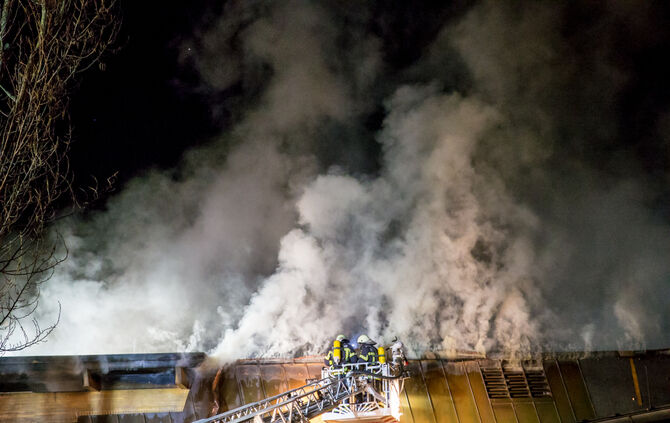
<box><xmin>333</xmin><ymin>340</ymin><xmax>341</xmax><ymax>364</ymax></box>
<box><xmin>378</xmin><ymin>346</ymin><xmax>386</xmax><ymax>364</ymax></box>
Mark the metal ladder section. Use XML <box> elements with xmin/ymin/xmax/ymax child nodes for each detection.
<box><xmin>194</xmin><ymin>373</ymin><xmax>365</xmax><ymax>423</ymax></box>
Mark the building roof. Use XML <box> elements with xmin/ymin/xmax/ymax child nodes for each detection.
<box><xmin>2</xmin><ymin>350</ymin><xmax>670</xmax><ymax>423</ymax></box>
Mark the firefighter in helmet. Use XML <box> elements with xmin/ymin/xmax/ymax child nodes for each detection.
<box><xmin>325</xmin><ymin>334</ymin><xmax>356</xmax><ymax>367</ymax></box>
<box><xmin>356</xmin><ymin>334</ymin><xmax>378</xmax><ymax>363</ymax></box>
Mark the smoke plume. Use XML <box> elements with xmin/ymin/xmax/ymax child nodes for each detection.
<box><xmin>18</xmin><ymin>0</ymin><xmax>670</xmax><ymax>357</ymax></box>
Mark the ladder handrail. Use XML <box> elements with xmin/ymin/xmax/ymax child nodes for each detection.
<box><xmin>195</xmin><ymin>373</ymin><xmax>362</xmax><ymax>423</ymax></box>
<box><xmin>196</xmin><ymin>363</ymin><xmax>406</xmax><ymax>423</ymax></box>
<box><xmin>210</xmin><ymin>375</ymin><xmax>329</xmax><ymax>418</ymax></box>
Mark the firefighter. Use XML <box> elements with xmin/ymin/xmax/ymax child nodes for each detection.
<box><xmin>325</xmin><ymin>334</ymin><xmax>356</xmax><ymax>367</ymax></box>
<box><xmin>356</xmin><ymin>334</ymin><xmax>378</xmax><ymax>363</ymax></box>
<box><xmin>390</xmin><ymin>336</ymin><xmax>408</xmax><ymax>373</ymax></box>
<box><xmin>340</xmin><ymin>336</ymin><xmax>357</xmax><ymax>364</ymax></box>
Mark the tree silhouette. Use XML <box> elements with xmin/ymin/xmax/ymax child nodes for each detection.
<box><xmin>0</xmin><ymin>0</ymin><xmax>120</xmax><ymax>353</ymax></box>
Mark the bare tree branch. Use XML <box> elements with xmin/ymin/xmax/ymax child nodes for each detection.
<box><xmin>0</xmin><ymin>0</ymin><xmax>120</xmax><ymax>353</ymax></box>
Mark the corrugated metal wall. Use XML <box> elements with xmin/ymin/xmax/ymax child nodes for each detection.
<box><xmin>398</xmin><ymin>360</ymin><xmax>561</xmax><ymax>423</ymax></box>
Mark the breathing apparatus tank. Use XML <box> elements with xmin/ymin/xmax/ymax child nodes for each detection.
<box><xmin>378</xmin><ymin>346</ymin><xmax>386</xmax><ymax>364</ymax></box>
<box><xmin>333</xmin><ymin>339</ymin><xmax>342</xmax><ymax>365</ymax></box>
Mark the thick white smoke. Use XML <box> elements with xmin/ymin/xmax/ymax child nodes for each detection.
<box><xmin>17</xmin><ymin>0</ymin><xmax>670</xmax><ymax>357</ymax></box>
<box><xmin>214</xmin><ymin>88</ymin><xmax>543</xmax><ymax>359</ymax></box>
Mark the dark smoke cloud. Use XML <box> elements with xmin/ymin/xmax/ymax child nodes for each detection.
<box><xmin>444</xmin><ymin>1</ymin><xmax>670</xmax><ymax>351</ymax></box>
<box><xmin>16</xmin><ymin>0</ymin><xmax>670</xmax><ymax>357</ymax></box>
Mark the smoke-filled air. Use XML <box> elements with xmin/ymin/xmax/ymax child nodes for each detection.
<box><xmin>19</xmin><ymin>1</ymin><xmax>670</xmax><ymax>358</ymax></box>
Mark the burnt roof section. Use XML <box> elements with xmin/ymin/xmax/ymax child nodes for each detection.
<box><xmin>0</xmin><ymin>352</ymin><xmax>206</xmax><ymax>393</ymax></box>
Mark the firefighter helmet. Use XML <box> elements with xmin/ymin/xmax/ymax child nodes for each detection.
<box><xmin>336</xmin><ymin>334</ymin><xmax>346</xmax><ymax>342</ymax></box>
<box><xmin>357</xmin><ymin>334</ymin><xmax>375</xmax><ymax>345</ymax></box>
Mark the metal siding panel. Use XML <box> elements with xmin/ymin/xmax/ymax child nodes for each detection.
<box><xmin>444</xmin><ymin>362</ymin><xmax>481</xmax><ymax>423</ymax></box>
<box><xmin>303</xmin><ymin>363</ymin><xmax>324</xmax><ymax>423</ymax></box>
<box><xmin>405</xmin><ymin>361</ymin><xmax>437</xmax><ymax>423</ymax></box>
<box><xmin>259</xmin><ymin>364</ymin><xmax>289</xmax><ymax>397</ymax></box>
<box><xmin>144</xmin><ymin>413</ymin><xmax>171</xmax><ymax>423</ymax></box>
<box><xmin>400</xmin><ymin>383</ymin><xmax>417</xmax><ymax>423</ymax></box>
<box><xmin>492</xmin><ymin>404</ymin><xmax>518</xmax><ymax>423</ymax></box>
<box><xmin>421</xmin><ymin>360</ymin><xmax>460</xmax><ymax>423</ymax></box>
<box><xmin>117</xmin><ymin>415</ymin><xmax>146</xmax><ymax>423</ymax></box>
<box><xmin>283</xmin><ymin>363</ymin><xmax>310</xmax><ymax>390</ymax></box>
<box><xmin>221</xmin><ymin>367</ymin><xmax>243</xmax><ymax>411</ymax></box>
<box><xmin>236</xmin><ymin>365</ymin><xmax>264</xmax><ymax>404</ymax></box>
<box><xmin>90</xmin><ymin>416</ymin><xmax>120</xmax><ymax>423</ymax></box>
<box><xmin>578</xmin><ymin>355</ymin><xmax>643</xmax><ymax>417</ymax></box>
<box><xmin>168</xmin><ymin>411</ymin><xmax>186</xmax><ymax>423</ymax></box>
<box><xmin>307</xmin><ymin>362</ymin><xmax>328</xmax><ymax>423</ymax></box>
<box><xmin>556</xmin><ymin>361</ymin><xmax>594</xmax><ymax>421</ymax></box>
<box><xmin>170</xmin><ymin>394</ymin><xmax>196</xmax><ymax>423</ymax></box>
<box><xmin>190</xmin><ymin>372</ymin><xmax>214</xmax><ymax>420</ymax></box>
<box><xmin>465</xmin><ymin>361</ymin><xmax>496</xmax><ymax>423</ymax></box>
<box><xmin>306</xmin><ymin>363</ymin><xmax>324</xmax><ymax>380</ymax></box>
<box><xmin>543</xmin><ymin>360</ymin><xmax>575</xmax><ymax>423</ymax></box>
<box><xmin>639</xmin><ymin>355</ymin><xmax>670</xmax><ymax>408</ymax></box>
<box><xmin>534</xmin><ymin>402</ymin><xmax>561</xmax><ymax>423</ymax></box>
<box><xmin>513</xmin><ymin>403</ymin><xmax>539</xmax><ymax>423</ymax></box>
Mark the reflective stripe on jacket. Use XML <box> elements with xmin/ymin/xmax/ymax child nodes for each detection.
<box><xmin>358</xmin><ymin>343</ymin><xmax>378</xmax><ymax>362</ymax></box>
<box><xmin>325</xmin><ymin>341</ymin><xmax>357</xmax><ymax>366</ymax></box>
<box><xmin>342</xmin><ymin>343</ymin><xmax>356</xmax><ymax>363</ymax></box>
<box><xmin>324</xmin><ymin>350</ymin><xmax>335</xmax><ymax>366</ymax></box>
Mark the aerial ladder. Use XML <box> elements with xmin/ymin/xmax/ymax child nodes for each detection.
<box><xmin>195</xmin><ymin>342</ymin><xmax>408</xmax><ymax>423</ymax></box>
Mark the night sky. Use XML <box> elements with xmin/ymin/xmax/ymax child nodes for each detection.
<box><xmin>70</xmin><ymin>1</ymin><xmax>670</xmax><ymax>192</ymax></box>
<box><xmin>69</xmin><ymin>1</ymin><xmax>221</xmax><ymax>188</ymax></box>
<box><xmin>64</xmin><ymin>1</ymin><xmax>450</xmax><ymax>187</ymax></box>
<box><xmin>24</xmin><ymin>0</ymin><xmax>670</xmax><ymax>356</ymax></box>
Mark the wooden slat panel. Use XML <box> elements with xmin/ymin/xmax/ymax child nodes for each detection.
<box><xmin>0</xmin><ymin>389</ymin><xmax>188</xmax><ymax>423</ymax></box>
<box><xmin>513</xmin><ymin>403</ymin><xmax>539</xmax><ymax>423</ymax></box>
<box><xmin>444</xmin><ymin>362</ymin><xmax>480</xmax><ymax>423</ymax></box>
<box><xmin>405</xmin><ymin>361</ymin><xmax>437</xmax><ymax>423</ymax></box>
<box><xmin>421</xmin><ymin>360</ymin><xmax>459</xmax><ymax>423</ymax></box>
<box><xmin>534</xmin><ymin>402</ymin><xmax>561</xmax><ymax>423</ymax></box>
<box><xmin>543</xmin><ymin>360</ymin><xmax>575</xmax><ymax>423</ymax></box>
<box><xmin>492</xmin><ymin>403</ymin><xmax>517</xmax><ymax>423</ymax></box>
<box><xmin>465</xmin><ymin>361</ymin><xmax>495</xmax><ymax>423</ymax></box>
<box><xmin>557</xmin><ymin>361</ymin><xmax>594</xmax><ymax>421</ymax></box>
